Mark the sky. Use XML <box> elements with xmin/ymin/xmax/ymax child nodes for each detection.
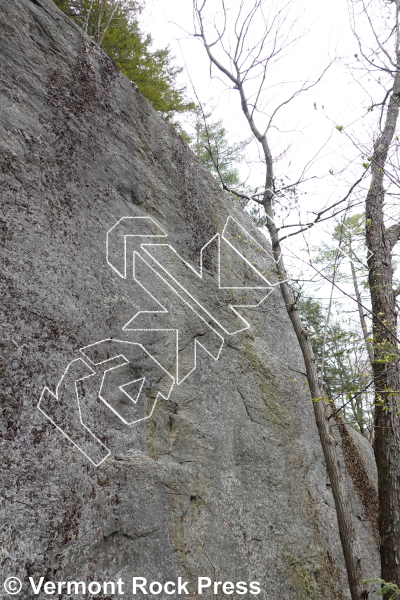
<box><xmin>140</xmin><ymin>0</ymin><xmax>397</xmax><ymax>323</ymax></box>
<box><xmin>141</xmin><ymin>0</ymin><xmax>368</xmax><ymax>168</ymax></box>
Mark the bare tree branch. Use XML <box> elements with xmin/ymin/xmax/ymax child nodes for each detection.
<box><xmin>277</xmin><ymin>171</ymin><xmax>368</xmax><ymax>240</ymax></box>
<box><xmin>386</xmin><ymin>221</ymin><xmax>400</xmax><ymax>249</ymax></box>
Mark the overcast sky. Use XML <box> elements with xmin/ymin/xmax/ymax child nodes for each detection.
<box><xmin>140</xmin><ymin>0</ymin><xmax>396</xmax><ymax>315</ymax></box>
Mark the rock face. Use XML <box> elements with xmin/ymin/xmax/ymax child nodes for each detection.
<box><xmin>0</xmin><ymin>1</ymin><xmax>379</xmax><ymax>598</ymax></box>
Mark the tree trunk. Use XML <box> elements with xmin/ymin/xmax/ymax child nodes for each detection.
<box><xmin>193</xmin><ymin>7</ymin><xmax>369</xmax><ymax>594</ymax></box>
<box><xmin>365</xmin><ymin>64</ymin><xmax>400</xmax><ymax>591</ymax></box>
<box><xmin>263</xmin><ymin>200</ymin><xmax>367</xmax><ymax>600</ymax></box>
<box><xmin>349</xmin><ymin>245</ymin><xmax>374</xmax><ymax>366</ymax></box>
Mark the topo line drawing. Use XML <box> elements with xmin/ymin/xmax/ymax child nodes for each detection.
<box><xmin>123</xmin><ymin>251</ymin><xmax>225</xmax><ymax>384</ymax></box>
<box><xmin>38</xmin><ymin>214</ymin><xmax>278</xmax><ymax>465</ymax></box>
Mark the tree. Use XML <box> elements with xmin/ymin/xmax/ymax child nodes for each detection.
<box><xmin>349</xmin><ymin>0</ymin><xmax>400</xmax><ymax>591</ymax></box>
<box><xmin>192</xmin><ymin>1</ymin><xmax>368</xmax><ymax>598</ymax></box>
<box><xmin>191</xmin><ymin>0</ymin><xmax>400</xmax><ymax>595</ymax></box>
<box><xmin>338</xmin><ymin>215</ymin><xmax>375</xmax><ymax>366</ymax></box>
<box><xmin>53</xmin><ymin>0</ymin><xmax>195</xmax><ymax>121</ymax></box>
<box><xmin>190</xmin><ymin>107</ymin><xmax>250</xmax><ymax>190</ymax></box>
<box><xmin>299</xmin><ymin>294</ymin><xmax>373</xmax><ymax>439</ymax></box>
<box><xmin>306</xmin><ymin>215</ymin><xmax>375</xmax><ymax>439</ymax></box>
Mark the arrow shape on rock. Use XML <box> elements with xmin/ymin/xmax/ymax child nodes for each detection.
<box><xmin>106</xmin><ymin>216</ymin><xmax>167</xmax><ymax>279</ymax></box>
<box><xmin>141</xmin><ymin>232</ymin><xmax>273</xmax><ymax>335</ymax></box>
<box><xmin>123</xmin><ymin>253</ymin><xmax>224</xmax><ymax>384</ymax></box>
<box><xmin>80</xmin><ymin>339</ymin><xmax>175</xmax><ymax>425</ymax></box>
<box><xmin>37</xmin><ymin>358</ymin><xmax>111</xmax><ymax>467</ymax></box>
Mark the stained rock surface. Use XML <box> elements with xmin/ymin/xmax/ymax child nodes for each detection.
<box><xmin>0</xmin><ymin>1</ymin><xmax>379</xmax><ymax>598</ymax></box>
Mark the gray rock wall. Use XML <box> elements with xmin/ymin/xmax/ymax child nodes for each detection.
<box><xmin>0</xmin><ymin>1</ymin><xmax>379</xmax><ymax>598</ymax></box>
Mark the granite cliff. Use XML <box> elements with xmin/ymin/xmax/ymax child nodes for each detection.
<box><xmin>0</xmin><ymin>1</ymin><xmax>379</xmax><ymax>598</ymax></box>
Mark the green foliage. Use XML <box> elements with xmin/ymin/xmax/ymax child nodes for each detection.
<box><xmin>335</xmin><ymin>213</ymin><xmax>365</xmax><ymax>240</ymax></box>
<box><xmin>311</xmin><ymin>214</ymin><xmax>367</xmax><ymax>282</ymax></box>
<box><xmin>298</xmin><ymin>296</ymin><xmax>359</xmax><ymax>393</ymax></box>
<box><xmin>190</xmin><ymin>107</ymin><xmax>250</xmax><ymax>189</ymax></box>
<box><xmin>53</xmin><ymin>0</ymin><xmax>195</xmax><ymax>120</ymax></box>
<box><xmin>190</xmin><ymin>106</ymin><xmax>302</xmax><ymax>228</ymax></box>
<box><xmin>302</xmin><ymin>215</ymin><xmax>375</xmax><ymax>436</ymax></box>
<box><xmin>298</xmin><ymin>294</ymin><xmax>372</xmax><ymax>434</ymax></box>
<box><xmin>248</xmin><ymin>205</ymin><xmax>268</xmax><ymax>227</ymax></box>
<box><xmin>364</xmin><ymin>578</ymin><xmax>400</xmax><ymax>599</ymax></box>
<box><xmin>190</xmin><ymin>109</ymin><xmax>271</xmax><ymax>225</ymax></box>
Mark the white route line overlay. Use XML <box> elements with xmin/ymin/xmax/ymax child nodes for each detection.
<box><xmin>106</xmin><ymin>216</ymin><xmax>167</xmax><ymax>279</ymax></box>
<box><xmin>37</xmin><ymin>358</ymin><xmax>111</xmax><ymax>468</ymax></box>
<box><xmin>38</xmin><ymin>341</ymin><xmax>175</xmax><ymax>467</ymax></box>
<box><xmin>123</xmin><ymin>251</ymin><xmax>224</xmax><ymax>385</ymax></box>
<box><xmin>38</xmin><ymin>216</ymin><xmax>279</xmax><ymax>467</ymax></box>
<box><xmin>337</xmin><ymin>221</ymin><xmax>373</xmax><ymax>269</ymax></box>
<box><xmin>79</xmin><ymin>339</ymin><xmax>174</xmax><ymax>425</ymax></box>
<box><xmin>222</xmin><ymin>217</ymin><xmax>288</xmax><ymax>287</ymax></box>
<box><xmin>107</xmin><ymin>215</ymin><xmax>278</xmax><ymax>335</ymax></box>
<box><xmin>222</xmin><ymin>215</ymin><xmax>277</xmax><ymax>264</ymax></box>
<box><xmin>141</xmin><ymin>234</ymin><xmax>274</xmax><ymax>335</ymax></box>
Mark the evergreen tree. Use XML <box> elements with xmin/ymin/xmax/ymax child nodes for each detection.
<box><xmin>190</xmin><ymin>107</ymin><xmax>252</xmax><ymax>204</ymax></box>
<box><xmin>53</xmin><ymin>0</ymin><xmax>195</xmax><ymax>121</ymax></box>
<box><xmin>190</xmin><ymin>108</ymin><xmax>249</xmax><ymax>187</ymax></box>
<box><xmin>298</xmin><ymin>295</ymin><xmax>373</xmax><ymax>437</ymax></box>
